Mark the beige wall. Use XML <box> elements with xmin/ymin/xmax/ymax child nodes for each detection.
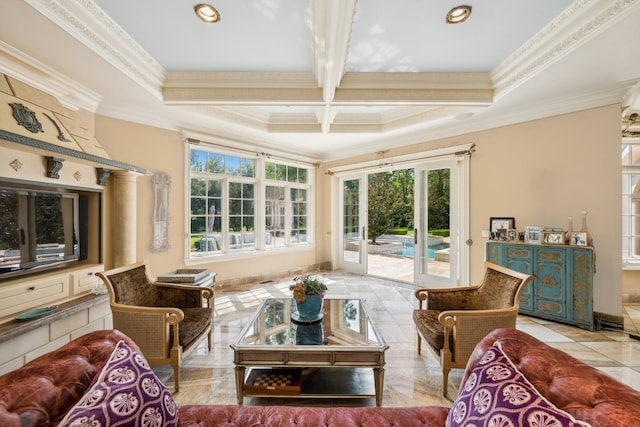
<box><xmin>623</xmin><ymin>270</ymin><xmax>640</xmax><ymax>295</ymax></box>
<box><xmin>469</xmin><ymin>105</ymin><xmax>621</xmax><ymax>316</ymax></box>
<box><xmin>319</xmin><ymin>104</ymin><xmax>622</xmax><ymax>316</ymax></box>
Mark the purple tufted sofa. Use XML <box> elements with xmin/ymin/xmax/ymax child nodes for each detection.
<box><xmin>1</xmin><ymin>328</ymin><xmax>640</xmax><ymax>426</ymax></box>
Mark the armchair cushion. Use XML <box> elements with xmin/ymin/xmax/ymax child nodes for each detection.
<box><xmin>171</xmin><ymin>307</ymin><xmax>213</xmax><ymax>348</ymax></box>
<box><xmin>447</xmin><ymin>343</ymin><xmax>590</xmax><ymax>427</ymax></box>
<box><xmin>59</xmin><ymin>340</ymin><xmax>178</xmax><ymax>427</ymax></box>
<box><xmin>413</xmin><ymin>309</ymin><xmax>450</xmax><ymax>353</ymax></box>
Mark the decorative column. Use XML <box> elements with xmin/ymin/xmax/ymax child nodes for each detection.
<box><xmin>112</xmin><ymin>171</ymin><xmax>139</xmax><ymax>266</ymax></box>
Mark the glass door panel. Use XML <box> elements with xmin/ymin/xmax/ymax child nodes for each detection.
<box><xmin>415</xmin><ymin>159</ymin><xmax>458</xmax><ymax>286</ymax></box>
<box><xmin>340</xmin><ymin>177</ymin><xmax>365</xmax><ymax>274</ymax></box>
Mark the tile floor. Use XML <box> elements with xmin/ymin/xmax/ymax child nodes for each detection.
<box><xmin>152</xmin><ymin>271</ymin><xmax>640</xmax><ymax>408</ymax></box>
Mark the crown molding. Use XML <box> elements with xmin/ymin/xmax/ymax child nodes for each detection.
<box><xmin>492</xmin><ymin>0</ymin><xmax>640</xmax><ymax>100</ymax></box>
<box><xmin>23</xmin><ymin>0</ymin><xmax>166</xmax><ymax>99</ymax></box>
<box><xmin>0</xmin><ymin>41</ymin><xmax>101</xmax><ymax>111</ymax></box>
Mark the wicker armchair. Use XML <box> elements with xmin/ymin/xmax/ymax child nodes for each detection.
<box><xmin>97</xmin><ymin>261</ymin><xmax>214</xmax><ymax>391</ymax></box>
<box><xmin>413</xmin><ymin>261</ymin><xmax>532</xmax><ymax>397</ymax></box>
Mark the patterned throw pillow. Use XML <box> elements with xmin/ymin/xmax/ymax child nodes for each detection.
<box><xmin>59</xmin><ymin>340</ymin><xmax>178</xmax><ymax>427</ymax></box>
<box><xmin>446</xmin><ymin>343</ymin><xmax>591</xmax><ymax>427</ymax></box>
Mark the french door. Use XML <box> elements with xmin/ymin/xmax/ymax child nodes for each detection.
<box><xmin>413</xmin><ymin>159</ymin><xmax>461</xmax><ymax>287</ymax></box>
<box><xmin>338</xmin><ymin>176</ymin><xmax>366</xmax><ymax>275</ymax></box>
<box><xmin>335</xmin><ymin>156</ymin><xmax>468</xmax><ymax>285</ymax></box>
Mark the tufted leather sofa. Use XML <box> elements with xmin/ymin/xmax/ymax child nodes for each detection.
<box><xmin>467</xmin><ymin>328</ymin><xmax>640</xmax><ymax>427</ymax></box>
<box><xmin>1</xmin><ymin>328</ymin><xmax>640</xmax><ymax>426</ymax></box>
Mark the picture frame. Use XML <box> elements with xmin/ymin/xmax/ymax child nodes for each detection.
<box><xmin>524</xmin><ymin>226</ymin><xmax>543</xmax><ymax>244</ymax></box>
<box><xmin>489</xmin><ymin>217</ymin><xmax>515</xmax><ymax>234</ymax></box>
<box><xmin>543</xmin><ymin>231</ymin><xmax>565</xmax><ymax>245</ymax></box>
<box><xmin>570</xmin><ymin>231</ymin><xmax>587</xmax><ymax>246</ymax></box>
<box><xmin>507</xmin><ymin>229</ymin><xmax>518</xmax><ymax>241</ymax></box>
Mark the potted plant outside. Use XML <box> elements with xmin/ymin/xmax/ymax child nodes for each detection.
<box><xmin>290</xmin><ymin>275</ymin><xmax>328</xmax><ymax>320</ymax></box>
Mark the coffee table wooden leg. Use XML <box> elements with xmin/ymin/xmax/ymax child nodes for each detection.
<box><xmin>235</xmin><ymin>366</ymin><xmax>246</xmax><ymax>405</ymax></box>
<box><xmin>374</xmin><ymin>367</ymin><xmax>384</xmax><ymax>407</ymax></box>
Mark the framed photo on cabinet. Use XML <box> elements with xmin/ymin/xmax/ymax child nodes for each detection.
<box><xmin>570</xmin><ymin>231</ymin><xmax>587</xmax><ymax>246</ymax></box>
<box><xmin>524</xmin><ymin>226</ymin><xmax>543</xmax><ymax>244</ymax></box>
<box><xmin>543</xmin><ymin>231</ymin><xmax>565</xmax><ymax>245</ymax></box>
<box><xmin>489</xmin><ymin>217</ymin><xmax>515</xmax><ymax>234</ymax></box>
<box><xmin>507</xmin><ymin>229</ymin><xmax>518</xmax><ymax>241</ymax></box>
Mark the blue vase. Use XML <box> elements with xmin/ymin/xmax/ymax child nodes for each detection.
<box><xmin>296</xmin><ymin>294</ymin><xmax>323</xmax><ymax>320</ymax></box>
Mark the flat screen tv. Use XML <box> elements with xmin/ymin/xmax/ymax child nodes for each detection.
<box><xmin>0</xmin><ymin>185</ymin><xmax>85</xmax><ymax>279</ymax></box>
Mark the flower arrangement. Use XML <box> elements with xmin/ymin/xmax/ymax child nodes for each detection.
<box><xmin>290</xmin><ymin>274</ymin><xmax>328</xmax><ymax>303</ymax></box>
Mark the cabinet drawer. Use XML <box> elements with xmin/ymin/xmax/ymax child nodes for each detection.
<box><xmin>70</xmin><ymin>266</ymin><xmax>104</xmax><ymax>296</ymax></box>
<box><xmin>0</xmin><ymin>275</ymin><xmax>69</xmax><ymax>319</ymax></box>
<box><xmin>506</xmin><ymin>246</ymin><xmax>533</xmax><ymax>260</ymax></box>
<box><xmin>536</xmin><ymin>247</ymin><xmax>565</xmax><ymax>263</ymax></box>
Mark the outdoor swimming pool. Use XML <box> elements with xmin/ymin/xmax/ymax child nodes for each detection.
<box><xmin>394</xmin><ymin>242</ymin><xmax>449</xmax><ymax>259</ymax></box>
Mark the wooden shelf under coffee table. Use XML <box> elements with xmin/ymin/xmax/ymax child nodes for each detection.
<box><xmin>230</xmin><ymin>298</ymin><xmax>388</xmax><ymax>406</ymax></box>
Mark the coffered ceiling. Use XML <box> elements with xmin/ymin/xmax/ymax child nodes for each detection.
<box><xmin>1</xmin><ymin>0</ymin><xmax>639</xmax><ymax>161</ymax></box>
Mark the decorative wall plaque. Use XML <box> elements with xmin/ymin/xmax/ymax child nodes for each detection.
<box><xmin>150</xmin><ymin>171</ymin><xmax>171</xmax><ymax>252</ymax></box>
<box><xmin>9</xmin><ymin>103</ymin><xmax>43</xmax><ymax>133</ymax></box>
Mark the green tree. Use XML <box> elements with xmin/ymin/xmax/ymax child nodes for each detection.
<box><xmin>389</xmin><ymin>168</ymin><xmax>414</xmax><ymax>229</ymax></box>
<box><xmin>428</xmin><ymin>169</ymin><xmax>450</xmax><ymax>231</ymax></box>
<box><xmin>368</xmin><ymin>172</ymin><xmax>401</xmax><ymax>243</ymax></box>
<box><xmin>0</xmin><ymin>190</ymin><xmax>19</xmax><ymax>250</ymax></box>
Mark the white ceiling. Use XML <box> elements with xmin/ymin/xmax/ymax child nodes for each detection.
<box><xmin>1</xmin><ymin>0</ymin><xmax>639</xmax><ymax>161</ymax></box>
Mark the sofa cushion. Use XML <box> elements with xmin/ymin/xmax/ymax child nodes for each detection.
<box><xmin>446</xmin><ymin>343</ymin><xmax>591</xmax><ymax>427</ymax></box>
<box><xmin>59</xmin><ymin>340</ymin><xmax>178</xmax><ymax>427</ymax></box>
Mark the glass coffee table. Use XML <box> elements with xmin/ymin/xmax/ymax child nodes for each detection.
<box><xmin>231</xmin><ymin>298</ymin><xmax>388</xmax><ymax>406</ymax></box>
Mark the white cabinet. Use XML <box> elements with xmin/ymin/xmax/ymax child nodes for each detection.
<box><xmin>0</xmin><ymin>264</ymin><xmax>103</xmax><ymax>322</ymax></box>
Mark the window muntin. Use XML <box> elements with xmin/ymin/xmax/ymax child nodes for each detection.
<box><xmin>188</xmin><ymin>148</ymin><xmax>312</xmax><ymax>259</ymax></box>
<box><xmin>265</xmin><ymin>185</ymin><xmax>286</xmax><ymax>249</ymax></box>
<box><xmin>291</xmin><ymin>188</ymin><xmax>308</xmax><ymax>243</ymax></box>
<box><xmin>190</xmin><ymin>178</ymin><xmax>222</xmax><ymax>253</ymax></box>
<box><xmin>622</xmin><ymin>140</ymin><xmax>640</xmax><ymax>266</ymax></box>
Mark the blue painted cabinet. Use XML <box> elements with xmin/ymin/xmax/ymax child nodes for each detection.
<box><xmin>486</xmin><ymin>241</ymin><xmax>594</xmax><ymax>330</ymax></box>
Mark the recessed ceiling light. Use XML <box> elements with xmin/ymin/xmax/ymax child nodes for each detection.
<box><xmin>194</xmin><ymin>4</ymin><xmax>220</xmax><ymax>23</ymax></box>
<box><xmin>446</xmin><ymin>5</ymin><xmax>472</xmax><ymax>24</ymax></box>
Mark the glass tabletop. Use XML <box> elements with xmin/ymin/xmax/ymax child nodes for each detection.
<box><xmin>233</xmin><ymin>298</ymin><xmax>386</xmax><ymax>348</ymax></box>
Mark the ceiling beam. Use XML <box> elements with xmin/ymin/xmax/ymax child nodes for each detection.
<box><xmin>311</xmin><ymin>0</ymin><xmax>358</xmax><ymax>133</ymax></box>
<box><xmin>163</xmin><ymin>71</ymin><xmax>494</xmax><ymax>106</ymax></box>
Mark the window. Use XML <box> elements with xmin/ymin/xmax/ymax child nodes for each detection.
<box><xmin>622</xmin><ymin>138</ymin><xmax>640</xmax><ymax>267</ymax></box>
<box><xmin>264</xmin><ymin>161</ymin><xmax>310</xmax><ymax>248</ymax></box>
<box><xmin>188</xmin><ymin>147</ymin><xmax>313</xmax><ymax>259</ymax></box>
